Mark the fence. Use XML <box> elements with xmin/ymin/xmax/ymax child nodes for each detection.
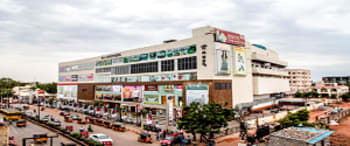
<box><xmin>317</xmin><ymin>109</ymin><xmax>350</xmax><ymax>124</ymax></box>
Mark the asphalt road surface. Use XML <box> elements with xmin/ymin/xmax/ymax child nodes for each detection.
<box><xmin>9</xmin><ymin>120</ymin><xmax>76</xmax><ymax>146</ymax></box>
<box><xmin>27</xmin><ymin>105</ymin><xmax>159</xmax><ymax>146</ymax></box>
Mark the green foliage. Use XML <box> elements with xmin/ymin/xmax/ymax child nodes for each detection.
<box><xmin>340</xmin><ymin>92</ymin><xmax>350</xmax><ymax>101</ymax></box>
<box><xmin>178</xmin><ymin>102</ymin><xmax>236</xmax><ymax>140</ymax></box>
<box><xmin>295</xmin><ymin>92</ymin><xmax>303</xmax><ymax>98</ymax></box>
<box><xmin>84</xmin><ymin>138</ymin><xmax>103</xmax><ymax>146</ymax></box>
<box><xmin>70</xmin><ymin>132</ymin><xmax>81</xmax><ymax>139</ymax></box>
<box><xmin>34</xmin><ymin>82</ymin><xmax>57</xmax><ymax>94</ymax></box>
<box><xmin>278</xmin><ymin>109</ymin><xmax>310</xmax><ymax>128</ymax></box>
<box><xmin>331</xmin><ymin>94</ymin><xmax>337</xmax><ymax>99</ymax></box>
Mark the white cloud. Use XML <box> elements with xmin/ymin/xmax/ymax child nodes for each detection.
<box><xmin>0</xmin><ymin>0</ymin><xmax>349</xmax><ymax>82</ymax></box>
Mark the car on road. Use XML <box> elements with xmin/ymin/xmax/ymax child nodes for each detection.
<box><xmin>89</xmin><ymin>133</ymin><xmax>113</xmax><ymax>145</ymax></box>
<box><xmin>24</xmin><ymin>110</ymin><xmax>34</xmax><ymax>117</ymax></box>
<box><xmin>160</xmin><ymin>133</ymin><xmax>181</xmax><ymax>146</ymax></box>
<box><xmin>42</xmin><ymin>117</ymin><xmax>49</xmax><ymax>123</ymax></box>
<box><xmin>50</xmin><ymin>120</ymin><xmax>61</xmax><ymax>126</ymax></box>
<box><xmin>60</xmin><ymin>111</ymin><xmax>70</xmax><ymax>117</ymax></box>
<box><xmin>70</xmin><ymin>115</ymin><xmax>80</xmax><ymax>120</ymax></box>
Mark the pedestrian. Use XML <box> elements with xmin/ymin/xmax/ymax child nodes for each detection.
<box><xmin>156</xmin><ymin>131</ymin><xmax>160</xmax><ymax>140</ymax></box>
<box><xmin>162</xmin><ymin>130</ymin><xmax>166</xmax><ymax>139</ymax></box>
<box><xmin>79</xmin><ymin>126</ymin><xmax>85</xmax><ymax>132</ymax></box>
<box><xmin>180</xmin><ymin>134</ymin><xmax>185</xmax><ymax>146</ymax></box>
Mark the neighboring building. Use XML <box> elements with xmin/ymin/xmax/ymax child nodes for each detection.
<box><xmin>58</xmin><ymin>26</ymin><xmax>289</xmax><ymax>128</ymax></box>
<box><xmin>269</xmin><ymin>127</ymin><xmax>334</xmax><ymax>146</ymax></box>
<box><xmin>322</xmin><ymin>76</ymin><xmax>350</xmax><ymax>85</ymax></box>
<box><xmin>12</xmin><ymin>85</ymin><xmax>56</xmax><ymax>104</ymax></box>
<box><xmin>310</xmin><ymin>82</ymin><xmax>349</xmax><ymax>98</ymax></box>
<box><xmin>283</xmin><ymin>69</ymin><xmax>312</xmax><ymax>94</ymax></box>
<box><xmin>250</xmin><ymin>44</ymin><xmax>289</xmax><ymax>101</ymax></box>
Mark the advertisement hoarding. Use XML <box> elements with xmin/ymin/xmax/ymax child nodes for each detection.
<box><xmin>234</xmin><ymin>47</ymin><xmax>247</xmax><ymax>75</ymax></box>
<box><xmin>215</xmin><ymin>29</ymin><xmax>245</xmax><ymax>47</ymax></box>
<box><xmin>215</xmin><ymin>43</ymin><xmax>231</xmax><ymax>75</ymax></box>
<box><xmin>186</xmin><ymin>84</ymin><xmax>208</xmax><ymax>106</ymax></box>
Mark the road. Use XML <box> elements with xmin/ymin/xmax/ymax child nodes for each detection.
<box><xmin>26</xmin><ymin>104</ymin><xmax>159</xmax><ymax>146</ymax></box>
<box><xmin>9</xmin><ymin>120</ymin><xmax>75</xmax><ymax>146</ymax></box>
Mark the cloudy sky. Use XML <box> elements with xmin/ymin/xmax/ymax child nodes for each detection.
<box><xmin>1</xmin><ymin>0</ymin><xmax>349</xmax><ymax>82</ymax></box>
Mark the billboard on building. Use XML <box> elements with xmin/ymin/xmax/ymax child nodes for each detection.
<box><xmin>57</xmin><ymin>85</ymin><xmax>77</xmax><ymax>101</ymax></box>
<box><xmin>234</xmin><ymin>47</ymin><xmax>247</xmax><ymax>75</ymax></box>
<box><xmin>95</xmin><ymin>85</ymin><xmax>122</xmax><ymax>100</ymax></box>
<box><xmin>122</xmin><ymin>85</ymin><xmax>142</xmax><ymax>101</ymax></box>
<box><xmin>186</xmin><ymin>84</ymin><xmax>208</xmax><ymax>106</ymax></box>
<box><xmin>215</xmin><ymin>29</ymin><xmax>245</xmax><ymax>47</ymax></box>
<box><xmin>215</xmin><ymin>43</ymin><xmax>231</xmax><ymax>75</ymax></box>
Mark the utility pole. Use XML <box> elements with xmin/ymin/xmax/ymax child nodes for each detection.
<box><xmin>7</xmin><ymin>78</ymin><xmax>9</xmax><ymax>108</ymax></box>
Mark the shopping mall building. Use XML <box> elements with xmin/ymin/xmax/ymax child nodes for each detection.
<box><xmin>58</xmin><ymin>26</ymin><xmax>289</xmax><ymax>127</ymax></box>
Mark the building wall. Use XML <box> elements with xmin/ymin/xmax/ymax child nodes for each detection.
<box><xmin>284</xmin><ymin>69</ymin><xmax>312</xmax><ymax>93</ymax></box>
<box><xmin>253</xmin><ymin>76</ymin><xmax>290</xmax><ymax>95</ymax></box>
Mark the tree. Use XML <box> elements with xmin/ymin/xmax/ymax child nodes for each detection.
<box><xmin>295</xmin><ymin>92</ymin><xmax>303</xmax><ymax>98</ymax></box>
<box><xmin>35</xmin><ymin>82</ymin><xmax>57</xmax><ymax>94</ymax></box>
<box><xmin>278</xmin><ymin>109</ymin><xmax>310</xmax><ymax>128</ymax></box>
<box><xmin>178</xmin><ymin>102</ymin><xmax>236</xmax><ymax>143</ymax></box>
<box><xmin>340</xmin><ymin>93</ymin><xmax>350</xmax><ymax>101</ymax></box>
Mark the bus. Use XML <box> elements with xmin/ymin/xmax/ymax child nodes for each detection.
<box><xmin>0</xmin><ymin>109</ymin><xmax>22</xmax><ymax>121</ymax></box>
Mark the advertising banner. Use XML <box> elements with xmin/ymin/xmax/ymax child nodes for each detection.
<box><xmin>122</xmin><ymin>85</ymin><xmax>142</xmax><ymax>101</ymax></box>
<box><xmin>167</xmin><ymin>95</ymin><xmax>174</xmax><ymax>125</ymax></box>
<box><xmin>215</xmin><ymin>43</ymin><xmax>231</xmax><ymax>75</ymax></box>
<box><xmin>144</xmin><ymin>85</ymin><xmax>160</xmax><ymax>104</ymax></box>
<box><xmin>57</xmin><ymin>85</ymin><xmax>77</xmax><ymax>101</ymax></box>
<box><xmin>95</xmin><ymin>85</ymin><xmax>122</xmax><ymax>100</ymax></box>
<box><xmin>186</xmin><ymin>84</ymin><xmax>209</xmax><ymax>106</ymax></box>
<box><xmin>215</xmin><ymin>29</ymin><xmax>245</xmax><ymax>47</ymax></box>
<box><xmin>234</xmin><ymin>47</ymin><xmax>247</xmax><ymax>75</ymax></box>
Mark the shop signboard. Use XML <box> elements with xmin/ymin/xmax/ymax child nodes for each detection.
<box><xmin>78</xmin><ymin>73</ymin><xmax>94</xmax><ymax>81</ymax></box>
<box><xmin>215</xmin><ymin>28</ymin><xmax>245</xmax><ymax>47</ymax></box>
<box><xmin>144</xmin><ymin>85</ymin><xmax>160</xmax><ymax>104</ymax></box>
<box><xmin>71</xmin><ymin>75</ymin><xmax>78</xmax><ymax>81</ymax></box>
<box><xmin>112</xmin><ymin>58</ymin><xmax>123</xmax><ymax>65</ymax></box>
<box><xmin>215</xmin><ymin>43</ymin><xmax>231</xmax><ymax>75</ymax></box>
<box><xmin>234</xmin><ymin>47</ymin><xmax>247</xmax><ymax>75</ymax></box>
<box><xmin>149</xmin><ymin>52</ymin><xmax>157</xmax><ymax>60</ymax></box>
<box><xmin>186</xmin><ymin>84</ymin><xmax>209</xmax><ymax>106</ymax></box>
<box><xmin>95</xmin><ymin>85</ymin><xmax>122</xmax><ymax>100</ymax></box>
<box><xmin>157</xmin><ymin>50</ymin><xmax>166</xmax><ymax>58</ymax></box>
<box><xmin>140</xmin><ymin>53</ymin><xmax>149</xmax><ymax>61</ymax></box>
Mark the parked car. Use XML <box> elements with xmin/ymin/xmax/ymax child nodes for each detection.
<box><xmin>70</xmin><ymin>115</ymin><xmax>79</xmax><ymax>120</ymax></box>
<box><xmin>89</xmin><ymin>133</ymin><xmax>113</xmax><ymax>144</ymax></box>
<box><xmin>160</xmin><ymin>133</ymin><xmax>181</xmax><ymax>146</ymax></box>
<box><xmin>42</xmin><ymin>117</ymin><xmax>49</xmax><ymax>123</ymax></box>
<box><xmin>51</xmin><ymin>120</ymin><xmax>61</xmax><ymax>126</ymax></box>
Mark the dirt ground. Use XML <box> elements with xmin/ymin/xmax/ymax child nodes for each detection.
<box><xmin>330</xmin><ymin>115</ymin><xmax>350</xmax><ymax>145</ymax></box>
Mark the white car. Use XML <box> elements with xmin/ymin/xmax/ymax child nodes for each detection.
<box><xmin>89</xmin><ymin>133</ymin><xmax>113</xmax><ymax>144</ymax></box>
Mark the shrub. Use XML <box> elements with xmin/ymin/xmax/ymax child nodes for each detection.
<box><xmin>70</xmin><ymin>132</ymin><xmax>81</xmax><ymax>139</ymax></box>
<box><xmin>84</xmin><ymin>139</ymin><xmax>103</xmax><ymax>146</ymax></box>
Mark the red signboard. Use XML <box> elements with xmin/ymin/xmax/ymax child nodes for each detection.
<box><xmin>145</xmin><ymin>85</ymin><xmax>158</xmax><ymax>91</ymax></box>
<box><xmin>215</xmin><ymin>28</ymin><xmax>245</xmax><ymax>47</ymax></box>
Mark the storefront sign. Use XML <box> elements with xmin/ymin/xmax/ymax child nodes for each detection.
<box><xmin>215</xmin><ymin>29</ymin><xmax>245</xmax><ymax>47</ymax></box>
<box><xmin>122</xmin><ymin>86</ymin><xmax>142</xmax><ymax>101</ymax></box>
<box><xmin>215</xmin><ymin>43</ymin><xmax>231</xmax><ymax>75</ymax></box>
<box><xmin>186</xmin><ymin>84</ymin><xmax>209</xmax><ymax>106</ymax></box>
<box><xmin>57</xmin><ymin>85</ymin><xmax>78</xmax><ymax>101</ymax></box>
<box><xmin>234</xmin><ymin>47</ymin><xmax>247</xmax><ymax>75</ymax></box>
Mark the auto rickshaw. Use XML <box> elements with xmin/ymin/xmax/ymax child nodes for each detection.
<box><xmin>80</xmin><ymin>131</ymin><xmax>89</xmax><ymax>139</ymax></box>
<box><xmin>64</xmin><ymin>116</ymin><xmax>73</xmax><ymax>122</ymax></box>
<box><xmin>16</xmin><ymin>119</ymin><xmax>27</xmax><ymax>127</ymax></box>
<box><xmin>33</xmin><ymin>133</ymin><xmax>48</xmax><ymax>144</ymax></box>
<box><xmin>89</xmin><ymin>117</ymin><xmax>96</xmax><ymax>124</ymax></box>
<box><xmin>112</xmin><ymin>122</ymin><xmax>126</xmax><ymax>132</ymax></box>
<box><xmin>77</xmin><ymin>118</ymin><xmax>86</xmax><ymax>124</ymax></box>
<box><xmin>65</xmin><ymin>125</ymin><xmax>73</xmax><ymax>134</ymax></box>
<box><xmin>103</xmin><ymin>121</ymin><xmax>112</xmax><ymax>128</ymax></box>
<box><xmin>138</xmin><ymin>133</ymin><xmax>152</xmax><ymax>143</ymax></box>
<box><xmin>94</xmin><ymin>119</ymin><xmax>104</xmax><ymax>126</ymax></box>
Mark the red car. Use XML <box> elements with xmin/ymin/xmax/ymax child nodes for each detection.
<box><xmin>160</xmin><ymin>133</ymin><xmax>181</xmax><ymax>146</ymax></box>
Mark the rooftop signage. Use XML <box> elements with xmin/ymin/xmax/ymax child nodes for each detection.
<box><xmin>215</xmin><ymin>28</ymin><xmax>245</xmax><ymax>47</ymax></box>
